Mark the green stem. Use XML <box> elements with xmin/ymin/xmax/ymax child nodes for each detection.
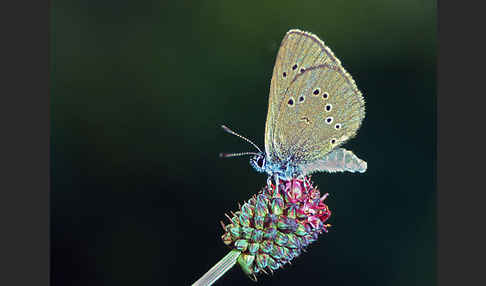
<box><xmin>192</xmin><ymin>250</ymin><xmax>241</xmax><ymax>286</ymax></box>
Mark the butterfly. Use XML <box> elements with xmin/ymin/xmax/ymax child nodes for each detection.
<box><xmin>221</xmin><ymin>29</ymin><xmax>367</xmax><ymax>182</ymax></box>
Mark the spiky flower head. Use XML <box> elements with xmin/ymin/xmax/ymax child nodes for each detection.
<box><xmin>220</xmin><ymin>176</ymin><xmax>331</xmax><ymax>280</ymax></box>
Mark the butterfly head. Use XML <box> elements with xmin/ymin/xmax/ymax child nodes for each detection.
<box><xmin>249</xmin><ymin>153</ymin><xmax>266</xmax><ymax>173</ymax></box>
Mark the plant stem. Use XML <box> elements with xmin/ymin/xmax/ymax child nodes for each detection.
<box><xmin>192</xmin><ymin>250</ymin><xmax>241</xmax><ymax>286</ymax></box>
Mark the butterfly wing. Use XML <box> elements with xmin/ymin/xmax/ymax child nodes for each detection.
<box><xmin>300</xmin><ymin>148</ymin><xmax>367</xmax><ymax>174</ymax></box>
<box><xmin>271</xmin><ymin>63</ymin><xmax>365</xmax><ymax>167</ymax></box>
<box><xmin>264</xmin><ymin>29</ymin><xmax>343</xmax><ymax>162</ymax></box>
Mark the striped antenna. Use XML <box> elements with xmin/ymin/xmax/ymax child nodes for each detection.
<box><xmin>219</xmin><ymin>152</ymin><xmax>259</xmax><ymax>158</ymax></box>
<box><xmin>221</xmin><ymin>125</ymin><xmax>262</xmax><ymax>153</ymax></box>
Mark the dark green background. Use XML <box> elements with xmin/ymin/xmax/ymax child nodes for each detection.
<box><xmin>51</xmin><ymin>0</ymin><xmax>436</xmax><ymax>285</ymax></box>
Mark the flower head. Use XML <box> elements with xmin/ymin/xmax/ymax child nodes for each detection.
<box><xmin>220</xmin><ymin>176</ymin><xmax>331</xmax><ymax>280</ymax></box>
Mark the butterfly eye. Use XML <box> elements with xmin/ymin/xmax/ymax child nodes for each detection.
<box><xmin>300</xmin><ymin>68</ymin><xmax>305</xmax><ymax>73</ymax></box>
<box><xmin>326</xmin><ymin>116</ymin><xmax>333</xmax><ymax>124</ymax></box>
<box><xmin>325</xmin><ymin>104</ymin><xmax>332</xmax><ymax>112</ymax></box>
<box><xmin>257</xmin><ymin>157</ymin><xmax>264</xmax><ymax>168</ymax></box>
<box><xmin>298</xmin><ymin>96</ymin><xmax>305</xmax><ymax>103</ymax></box>
<box><xmin>292</xmin><ymin>64</ymin><xmax>298</xmax><ymax>70</ymax></box>
<box><xmin>330</xmin><ymin>138</ymin><xmax>336</xmax><ymax>144</ymax></box>
<box><xmin>313</xmin><ymin>88</ymin><xmax>320</xmax><ymax>95</ymax></box>
<box><xmin>287</xmin><ymin>98</ymin><xmax>295</xmax><ymax>106</ymax></box>
<box><xmin>282</xmin><ymin>72</ymin><xmax>287</xmax><ymax>78</ymax></box>
<box><xmin>335</xmin><ymin>123</ymin><xmax>341</xmax><ymax>129</ymax></box>
<box><xmin>323</xmin><ymin>92</ymin><xmax>329</xmax><ymax>99</ymax></box>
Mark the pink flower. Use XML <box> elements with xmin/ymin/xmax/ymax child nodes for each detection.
<box><xmin>220</xmin><ymin>176</ymin><xmax>332</xmax><ymax>278</ymax></box>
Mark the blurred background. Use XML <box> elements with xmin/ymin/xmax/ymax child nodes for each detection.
<box><xmin>51</xmin><ymin>0</ymin><xmax>436</xmax><ymax>285</ymax></box>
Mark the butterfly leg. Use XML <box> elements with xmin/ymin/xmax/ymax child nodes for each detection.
<box><xmin>275</xmin><ymin>173</ymin><xmax>280</xmax><ymax>192</ymax></box>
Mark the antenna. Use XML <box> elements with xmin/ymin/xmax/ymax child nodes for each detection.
<box><xmin>221</xmin><ymin>125</ymin><xmax>262</xmax><ymax>153</ymax></box>
<box><xmin>219</xmin><ymin>152</ymin><xmax>259</xmax><ymax>158</ymax></box>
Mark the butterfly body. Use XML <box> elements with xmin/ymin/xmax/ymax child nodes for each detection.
<box><xmin>222</xmin><ymin>29</ymin><xmax>367</xmax><ymax>180</ymax></box>
<box><xmin>250</xmin><ymin>153</ymin><xmax>302</xmax><ymax>179</ymax></box>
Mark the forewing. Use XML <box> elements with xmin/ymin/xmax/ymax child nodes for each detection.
<box><xmin>264</xmin><ymin>29</ymin><xmax>343</xmax><ymax>161</ymax></box>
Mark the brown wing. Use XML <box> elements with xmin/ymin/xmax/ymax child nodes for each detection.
<box><xmin>264</xmin><ymin>29</ymin><xmax>343</xmax><ymax>162</ymax></box>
